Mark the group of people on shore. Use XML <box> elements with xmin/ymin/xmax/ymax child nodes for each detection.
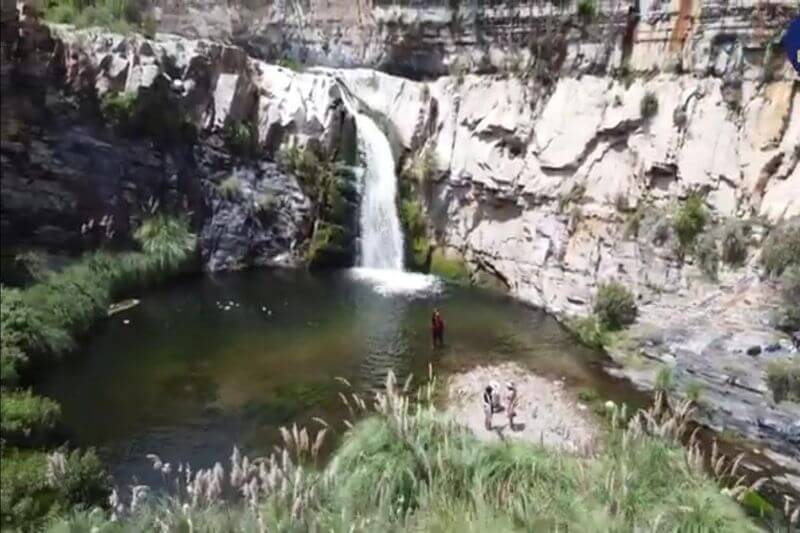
<box><xmin>429</xmin><ymin>309</ymin><xmax>519</xmax><ymax>431</ymax></box>
<box><xmin>482</xmin><ymin>380</ymin><xmax>518</xmax><ymax>430</ymax></box>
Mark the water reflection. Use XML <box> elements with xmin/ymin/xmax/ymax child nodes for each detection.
<box><xmin>37</xmin><ymin>269</ymin><xmax>631</xmax><ymax>485</ymax></box>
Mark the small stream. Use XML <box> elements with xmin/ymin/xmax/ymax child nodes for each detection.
<box><xmin>38</xmin><ymin>268</ymin><xmax>644</xmax><ymax>487</ymax></box>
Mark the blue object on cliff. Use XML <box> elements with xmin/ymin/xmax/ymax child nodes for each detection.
<box><xmin>785</xmin><ymin>17</ymin><xmax>800</xmax><ymax>74</ymax></box>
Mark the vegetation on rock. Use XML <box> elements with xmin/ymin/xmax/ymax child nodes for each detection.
<box><xmin>0</xmin><ymin>390</ymin><xmax>61</xmax><ymax>446</ymax></box>
<box><xmin>1</xmin><ymin>448</ymin><xmax>108</xmax><ymax>531</ymax></box>
<box><xmin>223</xmin><ymin>121</ymin><xmax>257</xmax><ymax>158</ymax></box>
<box><xmin>398</xmin><ymin>146</ymin><xmax>437</xmax><ymax>271</ymax></box>
<box><xmin>775</xmin><ymin>265</ymin><xmax>800</xmax><ymax>332</ymax></box>
<box><xmin>42</xmin><ymin>0</ymin><xmax>157</xmax><ymax>37</ymax></box>
<box><xmin>640</xmin><ymin>91</ymin><xmax>659</xmax><ymax>120</ymax></box>
<box><xmin>766</xmin><ymin>358</ymin><xmax>800</xmax><ymax>404</ymax></box>
<box><xmin>429</xmin><ymin>248</ymin><xmax>470</xmax><ymax>283</ymax></box>
<box><xmin>217</xmin><ymin>175</ymin><xmax>244</xmax><ymax>201</ymax></box>
<box><xmin>720</xmin><ymin>221</ymin><xmax>748</xmax><ymax>267</ymax></box>
<box><xmin>593</xmin><ymin>281</ymin><xmax>638</xmax><ymax>331</ymax></box>
<box><xmin>577</xmin><ymin>0</ymin><xmax>596</xmax><ymax>20</ymax></box>
<box><xmin>761</xmin><ymin>221</ymin><xmax>800</xmax><ymax>276</ymax></box>
<box><xmin>672</xmin><ymin>194</ymin><xmax>707</xmax><ymax>253</ymax></box>
<box><xmin>100</xmin><ymin>90</ymin><xmax>194</xmax><ymax>141</ymax></box>
<box><xmin>695</xmin><ymin>232</ymin><xmax>720</xmax><ymax>281</ymax></box>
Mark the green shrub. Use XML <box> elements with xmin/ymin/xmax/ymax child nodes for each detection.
<box><xmin>761</xmin><ymin>222</ymin><xmax>800</xmax><ymax>276</ymax></box>
<box><xmin>140</xmin><ymin>13</ymin><xmax>158</xmax><ymax>39</ymax></box>
<box><xmin>51</xmin><ymin>449</ymin><xmax>109</xmax><ymax>507</ymax></box>
<box><xmin>684</xmin><ymin>381</ymin><xmax>703</xmax><ymax>403</ymax></box>
<box><xmin>223</xmin><ymin>121</ymin><xmax>256</xmax><ymax>157</ymax></box>
<box><xmin>278</xmin><ymin>145</ymin><xmax>327</xmax><ymax>192</ymax></box>
<box><xmin>430</xmin><ymin>248</ymin><xmax>470</xmax><ymax>283</ymax></box>
<box><xmin>133</xmin><ymin>214</ymin><xmax>196</xmax><ymax>273</ymax></box>
<box><xmin>100</xmin><ymin>91</ymin><xmax>137</xmax><ymax>131</ymax></box>
<box><xmin>672</xmin><ymin>195</ymin><xmax>707</xmax><ymax>252</ymax></box>
<box><xmin>765</xmin><ymin>360</ymin><xmax>800</xmax><ymax>403</ymax></box>
<box><xmin>624</xmin><ymin>206</ymin><xmax>646</xmax><ymax>238</ymax></box>
<box><xmin>254</xmin><ymin>193</ymin><xmax>279</xmax><ymax>217</ymax></box>
<box><xmin>577</xmin><ymin>0</ymin><xmax>595</xmax><ymax>19</ymax></box>
<box><xmin>0</xmin><ymin>391</ymin><xmax>61</xmax><ymax>445</ymax></box>
<box><xmin>571</xmin><ymin>315</ymin><xmax>612</xmax><ymax>349</ymax></box>
<box><xmin>43</xmin><ymin>0</ymin><xmax>155</xmax><ymax>36</ymax></box>
<box><xmin>217</xmin><ymin>175</ymin><xmax>243</xmax><ymax>201</ymax></box>
<box><xmin>655</xmin><ymin>366</ymin><xmax>674</xmax><ymax>393</ymax></box>
<box><xmin>577</xmin><ymin>387</ymin><xmax>599</xmax><ymax>403</ymax></box>
<box><xmin>720</xmin><ymin>222</ymin><xmax>748</xmax><ymax>266</ymax></box>
<box><xmin>402</xmin><ymin>145</ymin><xmax>437</xmax><ymax>184</ymax></box>
<box><xmin>695</xmin><ymin>233</ymin><xmax>719</xmax><ymax>281</ymax></box>
<box><xmin>640</xmin><ymin>91</ymin><xmax>659</xmax><ymax>120</ymax></box>
<box><xmin>593</xmin><ymin>282</ymin><xmax>637</xmax><ymax>330</ymax></box>
<box><xmin>0</xmin><ymin>286</ymin><xmax>75</xmax><ymax>358</ymax></box>
<box><xmin>775</xmin><ymin>265</ymin><xmax>800</xmax><ymax>332</ymax></box>
<box><xmin>276</xmin><ymin>57</ymin><xmax>302</xmax><ymax>71</ymax></box>
<box><xmin>306</xmin><ymin>222</ymin><xmax>348</xmax><ymax>268</ymax></box>
<box><xmin>0</xmin><ymin>449</ymin><xmax>53</xmax><ymax>531</ymax></box>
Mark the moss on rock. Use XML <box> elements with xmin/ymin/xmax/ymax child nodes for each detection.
<box><xmin>430</xmin><ymin>248</ymin><xmax>470</xmax><ymax>283</ymax></box>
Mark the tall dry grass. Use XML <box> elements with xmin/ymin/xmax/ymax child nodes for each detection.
<box><xmin>46</xmin><ymin>370</ymin><xmax>797</xmax><ymax>532</ymax></box>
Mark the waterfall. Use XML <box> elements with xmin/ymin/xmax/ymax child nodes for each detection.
<box><xmin>338</xmin><ymin>84</ymin><xmax>405</xmax><ymax>271</ymax></box>
<box><xmin>336</xmin><ymin>76</ymin><xmax>440</xmax><ymax>296</ymax></box>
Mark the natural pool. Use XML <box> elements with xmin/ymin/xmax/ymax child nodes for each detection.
<box><xmin>38</xmin><ymin>268</ymin><xmax>646</xmax><ymax>487</ymax></box>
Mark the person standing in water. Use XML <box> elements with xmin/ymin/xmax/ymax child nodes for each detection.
<box><xmin>431</xmin><ymin>309</ymin><xmax>445</xmax><ymax>348</ymax></box>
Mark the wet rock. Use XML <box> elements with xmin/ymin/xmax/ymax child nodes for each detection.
<box><xmin>746</xmin><ymin>345</ymin><xmax>762</xmax><ymax>357</ymax></box>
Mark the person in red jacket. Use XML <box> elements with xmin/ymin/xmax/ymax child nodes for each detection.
<box><xmin>431</xmin><ymin>309</ymin><xmax>445</xmax><ymax>348</ymax></box>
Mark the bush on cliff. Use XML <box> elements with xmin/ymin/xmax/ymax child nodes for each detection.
<box><xmin>775</xmin><ymin>265</ymin><xmax>800</xmax><ymax>332</ymax></box>
<box><xmin>766</xmin><ymin>359</ymin><xmax>800</xmax><ymax>403</ymax></box>
<box><xmin>721</xmin><ymin>221</ymin><xmax>748</xmax><ymax>266</ymax></box>
<box><xmin>594</xmin><ymin>282</ymin><xmax>637</xmax><ymax>331</ymax></box>
<box><xmin>223</xmin><ymin>121</ymin><xmax>257</xmax><ymax>158</ymax></box>
<box><xmin>695</xmin><ymin>232</ymin><xmax>720</xmax><ymax>281</ymax></box>
<box><xmin>0</xmin><ymin>390</ymin><xmax>61</xmax><ymax>446</ymax></box>
<box><xmin>673</xmin><ymin>194</ymin><xmax>707</xmax><ymax>253</ymax></box>
<box><xmin>640</xmin><ymin>91</ymin><xmax>659</xmax><ymax>120</ymax></box>
<box><xmin>43</xmin><ymin>0</ymin><xmax>156</xmax><ymax>37</ymax></box>
<box><xmin>761</xmin><ymin>221</ymin><xmax>800</xmax><ymax>276</ymax></box>
<box><xmin>0</xmin><ymin>448</ymin><xmax>108</xmax><ymax>531</ymax></box>
<box><xmin>577</xmin><ymin>0</ymin><xmax>596</xmax><ymax>19</ymax></box>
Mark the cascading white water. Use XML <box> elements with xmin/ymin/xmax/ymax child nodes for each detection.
<box><xmin>355</xmin><ymin>116</ymin><xmax>405</xmax><ymax>270</ymax></box>
<box><xmin>338</xmin><ymin>85</ymin><xmax>404</xmax><ymax>270</ymax></box>
<box><xmin>337</xmin><ymin>77</ymin><xmax>440</xmax><ymax>295</ymax></box>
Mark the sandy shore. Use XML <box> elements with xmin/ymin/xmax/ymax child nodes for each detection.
<box><xmin>445</xmin><ymin>362</ymin><xmax>599</xmax><ymax>454</ymax></box>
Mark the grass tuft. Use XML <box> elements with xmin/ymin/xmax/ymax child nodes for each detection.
<box><xmin>593</xmin><ymin>281</ymin><xmax>637</xmax><ymax>331</ymax></box>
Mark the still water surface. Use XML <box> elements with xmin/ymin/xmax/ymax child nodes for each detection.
<box><xmin>38</xmin><ymin>269</ymin><xmax>640</xmax><ymax>486</ymax></box>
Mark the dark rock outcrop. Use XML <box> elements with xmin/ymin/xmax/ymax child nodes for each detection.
<box><xmin>0</xmin><ymin>9</ymin><xmax>319</xmax><ymax>270</ymax></box>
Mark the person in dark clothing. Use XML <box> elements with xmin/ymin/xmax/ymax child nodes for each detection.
<box><xmin>431</xmin><ymin>309</ymin><xmax>445</xmax><ymax>348</ymax></box>
<box><xmin>482</xmin><ymin>385</ymin><xmax>494</xmax><ymax>430</ymax></box>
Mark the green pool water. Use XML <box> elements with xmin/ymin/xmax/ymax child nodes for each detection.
<box><xmin>37</xmin><ymin>268</ymin><xmax>641</xmax><ymax>486</ymax></box>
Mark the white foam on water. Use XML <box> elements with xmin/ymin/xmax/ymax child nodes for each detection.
<box><xmin>349</xmin><ymin>268</ymin><xmax>442</xmax><ymax>296</ymax></box>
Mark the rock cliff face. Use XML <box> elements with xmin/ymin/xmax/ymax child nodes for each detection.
<box><xmin>1</xmin><ymin>0</ymin><xmax>799</xmax><ymax>489</ymax></box>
